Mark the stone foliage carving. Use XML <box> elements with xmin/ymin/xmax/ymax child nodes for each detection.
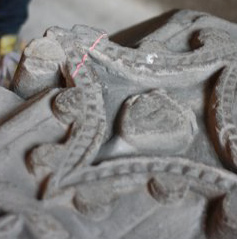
<box><xmin>0</xmin><ymin>9</ymin><xmax>236</xmax><ymax>238</ymax></box>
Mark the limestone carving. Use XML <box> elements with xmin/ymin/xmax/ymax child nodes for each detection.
<box><xmin>0</xmin><ymin>9</ymin><xmax>236</xmax><ymax>238</ymax></box>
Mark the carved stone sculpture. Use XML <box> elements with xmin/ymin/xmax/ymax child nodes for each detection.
<box><xmin>0</xmin><ymin>9</ymin><xmax>237</xmax><ymax>238</ymax></box>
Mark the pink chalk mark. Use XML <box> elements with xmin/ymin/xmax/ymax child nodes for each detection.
<box><xmin>72</xmin><ymin>54</ymin><xmax>88</xmax><ymax>78</ymax></box>
<box><xmin>72</xmin><ymin>33</ymin><xmax>107</xmax><ymax>79</ymax></box>
<box><xmin>89</xmin><ymin>33</ymin><xmax>107</xmax><ymax>51</ymax></box>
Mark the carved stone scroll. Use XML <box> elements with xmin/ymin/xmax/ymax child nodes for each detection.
<box><xmin>0</xmin><ymin>9</ymin><xmax>236</xmax><ymax>238</ymax></box>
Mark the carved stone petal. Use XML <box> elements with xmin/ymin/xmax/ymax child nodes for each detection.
<box><xmin>118</xmin><ymin>89</ymin><xmax>198</xmax><ymax>154</ymax></box>
<box><xmin>209</xmin><ymin>66</ymin><xmax>237</xmax><ymax>170</ymax></box>
<box><xmin>13</xmin><ymin>37</ymin><xmax>66</xmax><ymax>99</ymax></box>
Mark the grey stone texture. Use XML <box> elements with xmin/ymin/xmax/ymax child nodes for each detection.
<box><xmin>1</xmin><ymin>9</ymin><xmax>237</xmax><ymax>239</ymax></box>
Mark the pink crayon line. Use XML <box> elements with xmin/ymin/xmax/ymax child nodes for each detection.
<box><xmin>72</xmin><ymin>33</ymin><xmax>107</xmax><ymax>79</ymax></box>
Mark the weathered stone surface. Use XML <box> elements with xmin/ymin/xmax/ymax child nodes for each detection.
<box><xmin>118</xmin><ymin>89</ymin><xmax>198</xmax><ymax>154</ymax></box>
<box><xmin>0</xmin><ymin>86</ymin><xmax>24</xmax><ymax>123</ymax></box>
<box><xmin>13</xmin><ymin>37</ymin><xmax>66</xmax><ymax>99</ymax></box>
<box><xmin>208</xmin><ymin>189</ymin><xmax>237</xmax><ymax>239</ymax></box>
<box><xmin>209</xmin><ymin>66</ymin><xmax>237</xmax><ymax>170</ymax></box>
<box><xmin>0</xmin><ymin>9</ymin><xmax>237</xmax><ymax>238</ymax></box>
